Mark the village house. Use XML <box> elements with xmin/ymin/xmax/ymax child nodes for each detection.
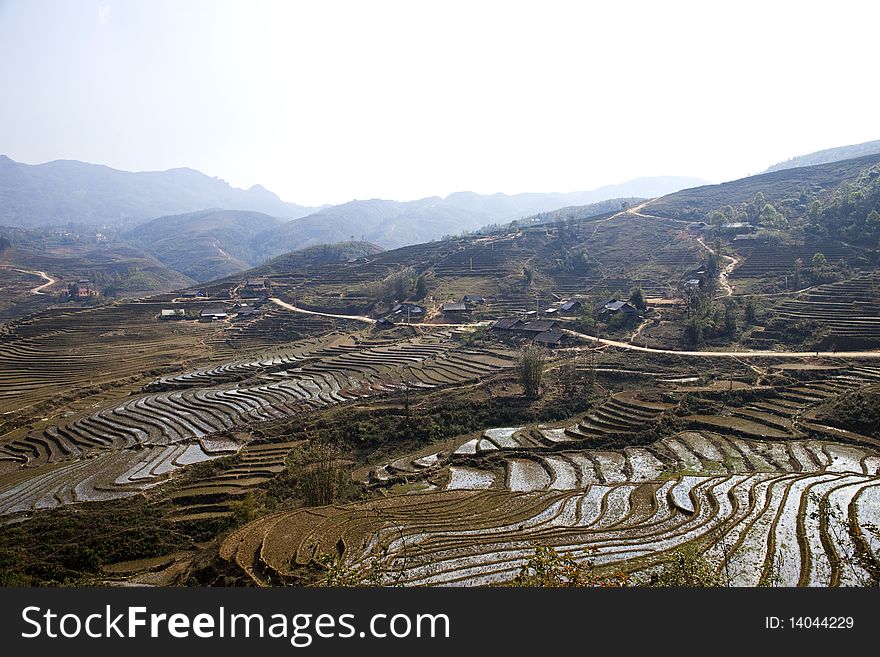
<box><xmin>461</xmin><ymin>294</ymin><xmax>486</xmax><ymax>305</ymax></box>
<box><xmin>533</xmin><ymin>330</ymin><xmax>565</xmax><ymax>346</ymax></box>
<box><xmin>67</xmin><ymin>279</ymin><xmax>97</xmax><ymax>298</ymax></box>
<box><xmin>158</xmin><ymin>309</ymin><xmax>185</xmax><ymax>320</ymax></box>
<box><xmin>559</xmin><ymin>300</ymin><xmax>582</xmax><ymax>315</ymax></box>
<box><xmin>490</xmin><ymin>317</ymin><xmax>525</xmax><ymax>333</ymax></box>
<box><xmin>521</xmin><ymin>320</ymin><xmax>561</xmax><ymax>335</ymax></box>
<box><xmin>199</xmin><ymin>308</ymin><xmax>229</xmax><ymax>322</ymax></box>
<box><xmin>598</xmin><ymin>300</ymin><xmax>637</xmax><ymax>319</ymax></box>
<box><xmin>442</xmin><ymin>302</ymin><xmax>469</xmax><ymax>314</ymax></box>
<box><xmin>391</xmin><ymin>302</ymin><xmax>426</xmax><ymax>319</ymax></box>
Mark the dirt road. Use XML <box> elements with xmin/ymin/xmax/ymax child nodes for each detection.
<box><xmin>0</xmin><ymin>266</ymin><xmax>56</xmax><ymax>295</ymax></box>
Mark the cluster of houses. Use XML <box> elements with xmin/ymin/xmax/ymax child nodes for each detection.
<box><xmin>159</xmin><ymin>295</ymin><xmax>268</xmax><ymax>323</ymax></box>
<box><xmin>387</xmin><ymin>295</ymin><xmax>490</xmax><ymax>323</ymax></box>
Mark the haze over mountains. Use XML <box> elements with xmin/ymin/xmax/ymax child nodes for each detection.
<box><xmin>0</xmin><ymin>153</ymin><xmax>708</xmax><ymax>282</ymax></box>
<box><xmin>0</xmin><ymin>155</ymin><xmax>320</xmax><ymax>228</ymax></box>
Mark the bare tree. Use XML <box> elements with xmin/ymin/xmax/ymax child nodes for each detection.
<box><xmin>518</xmin><ymin>345</ymin><xmax>545</xmax><ymax>397</ymax></box>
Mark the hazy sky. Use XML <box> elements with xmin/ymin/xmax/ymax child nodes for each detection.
<box><xmin>1</xmin><ymin>0</ymin><xmax>878</xmax><ymax>206</ymax></box>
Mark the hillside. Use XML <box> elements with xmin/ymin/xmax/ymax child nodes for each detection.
<box><xmin>124</xmin><ymin>210</ymin><xmax>283</xmax><ymax>282</ymax></box>
<box><xmin>257</xmin><ymin>178</ymin><xmax>705</xmax><ymax>254</ymax></box>
<box><xmin>0</xmin><ymin>227</ymin><xmax>192</xmax><ymax>321</ymax></box>
<box><xmin>644</xmin><ymin>153</ymin><xmax>880</xmax><ymax>221</ymax></box>
<box><xmin>0</xmin><ymin>155</ymin><xmax>318</xmax><ymax>229</ymax></box>
<box><xmin>247</xmin><ymin>241</ymin><xmax>385</xmax><ymax>276</ymax></box>
<box><xmin>766</xmin><ymin>139</ymin><xmax>880</xmax><ymax>173</ymax></box>
<box><xmin>2</xmin><ymin>160</ymin><xmax>880</xmax><ymax>589</ymax></box>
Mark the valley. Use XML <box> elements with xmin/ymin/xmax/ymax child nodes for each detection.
<box><xmin>1</xmin><ymin>150</ymin><xmax>879</xmax><ymax>589</ymax></box>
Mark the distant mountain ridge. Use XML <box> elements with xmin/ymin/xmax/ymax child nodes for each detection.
<box><xmin>266</xmin><ymin>176</ymin><xmax>707</xmax><ymax>253</ymax></box>
<box><xmin>765</xmin><ymin>139</ymin><xmax>880</xmax><ymax>173</ymax></box>
<box><xmin>0</xmin><ymin>155</ymin><xmax>319</xmax><ymax>228</ymax></box>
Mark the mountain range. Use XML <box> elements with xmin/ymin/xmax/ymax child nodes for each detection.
<box><xmin>0</xmin><ymin>155</ymin><xmax>320</xmax><ymax>228</ymax></box>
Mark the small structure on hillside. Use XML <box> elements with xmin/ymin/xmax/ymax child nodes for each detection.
<box><xmin>199</xmin><ymin>308</ymin><xmax>229</xmax><ymax>322</ymax></box>
<box><xmin>521</xmin><ymin>320</ymin><xmax>561</xmax><ymax>335</ymax></box>
<box><xmin>442</xmin><ymin>302</ymin><xmax>468</xmax><ymax>313</ymax></box>
<box><xmin>159</xmin><ymin>309</ymin><xmax>185</xmax><ymax>320</ymax></box>
<box><xmin>461</xmin><ymin>294</ymin><xmax>486</xmax><ymax>304</ymax></box>
<box><xmin>376</xmin><ymin>318</ymin><xmax>395</xmax><ymax>329</ymax></box>
<box><xmin>559</xmin><ymin>300</ymin><xmax>582</xmax><ymax>315</ymax></box>
<box><xmin>245</xmin><ymin>278</ymin><xmax>268</xmax><ymax>289</ymax></box>
<box><xmin>391</xmin><ymin>302</ymin><xmax>426</xmax><ymax>319</ymax></box>
<box><xmin>67</xmin><ymin>279</ymin><xmax>97</xmax><ymax>298</ymax></box>
<box><xmin>598</xmin><ymin>300</ymin><xmax>637</xmax><ymax>318</ymax></box>
<box><xmin>533</xmin><ymin>330</ymin><xmax>565</xmax><ymax>346</ymax></box>
<box><xmin>235</xmin><ymin>306</ymin><xmax>261</xmax><ymax>319</ymax></box>
<box><xmin>491</xmin><ymin>317</ymin><xmax>525</xmax><ymax>333</ymax></box>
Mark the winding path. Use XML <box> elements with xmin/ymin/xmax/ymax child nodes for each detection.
<box><xmin>269</xmin><ymin>297</ymin><xmax>880</xmax><ymax>360</ymax></box>
<box><xmin>562</xmin><ymin>327</ymin><xmax>880</xmax><ymax>359</ymax></box>
<box><xmin>0</xmin><ymin>266</ymin><xmax>56</xmax><ymax>295</ymax></box>
<box><xmin>270</xmin><ymin>297</ymin><xmax>376</xmax><ymax>323</ymax></box>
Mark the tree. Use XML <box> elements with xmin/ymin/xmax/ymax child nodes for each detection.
<box><xmin>750</xmin><ymin>192</ymin><xmax>766</xmax><ymax>221</ymax></box>
<box><xmin>287</xmin><ymin>442</ymin><xmax>351</xmax><ymax>507</ymax></box>
<box><xmin>517</xmin><ymin>345</ymin><xmax>545</xmax><ymax>397</ymax></box>
<box><xmin>629</xmin><ymin>286</ymin><xmax>647</xmax><ymax>311</ymax></box>
<box><xmin>414</xmin><ymin>273</ymin><xmax>429</xmax><ymax>300</ymax></box>
<box><xmin>684</xmin><ymin>316</ymin><xmax>705</xmax><ymax>347</ymax></box>
<box><xmin>522</xmin><ymin>267</ymin><xmax>533</xmax><ymax>289</ymax></box>
<box><xmin>811</xmin><ymin>252</ymin><xmax>827</xmax><ymax>273</ymax></box>
<box><xmin>744</xmin><ymin>298</ymin><xmax>757</xmax><ymax>325</ymax></box>
<box><xmin>759</xmin><ymin>203</ymin><xmax>788</xmax><ymax>228</ymax></box>
<box><xmin>509</xmin><ymin>546</ymin><xmax>628</xmax><ymax>588</ymax></box>
<box><xmin>649</xmin><ymin>545</ymin><xmax>726</xmax><ymax>587</ymax></box>
<box><xmin>723</xmin><ymin>301</ymin><xmax>738</xmax><ymax>337</ymax></box>
<box><xmin>792</xmin><ymin>258</ymin><xmax>803</xmax><ymax>289</ymax></box>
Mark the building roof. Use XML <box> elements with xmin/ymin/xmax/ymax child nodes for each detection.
<box><xmin>462</xmin><ymin>295</ymin><xmax>486</xmax><ymax>303</ymax></box>
<box><xmin>160</xmin><ymin>309</ymin><xmax>184</xmax><ymax>316</ymax></box>
<box><xmin>522</xmin><ymin>320</ymin><xmax>560</xmax><ymax>333</ymax></box>
<box><xmin>533</xmin><ymin>330</ymin><xmax>564</xmax><ymax>345</ymax></box>
<box><xmin>200</xmin><ymin>308</ymin><xmax>229</xmax><ymax>316</ymax></box>
<box><xmin>442</xmin><ymin>302</ymin><xmax>468</xmax><ymax>312</ymax></box>
<box><xmin>560</xmin><ymin>300</ymin><xmax>582</xmax><ymax>311</ymax></box>
<box><xmin>392</xmin><ymin>303</ymin><xmax>426</xmax><ymax>313</ymax></box>
<box><xmin>492</xmin><ymin>317</ymin><xmax>525</xmax><ymax>331</ymax></box>
<box><xmin>603</xmin><ymin>300</ymin><xmax>637</xmax><ymax>313</ymax></box>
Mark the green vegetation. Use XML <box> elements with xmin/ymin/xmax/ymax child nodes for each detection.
<box><xmin>509</xmin><ymin>546</ymin><xmax>628</xmax><ymax>587</ymax></box>
<box><xmin>648</xmin><ymin>545</ymin><xmax>727</xmax><ymax>587</ymax></box>
<box><xmin>517</xmin><ymin>345</ymin><xmax>545</xmax><ymax>397</ymax></box>
<box><xmin>807</xmin><ymin>164</ymin><xmax>880</xmax><ymax>249</ymax></box>
<box><xmin>816</xmin><ymin>387</ymin><xmax>880</xmax><ymax>437</ymax></box>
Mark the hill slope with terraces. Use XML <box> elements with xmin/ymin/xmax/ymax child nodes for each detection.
<box><xmin>2</xmin><ymin>155</ymin><xmax>879</xmax><ymax>587</ymax></box>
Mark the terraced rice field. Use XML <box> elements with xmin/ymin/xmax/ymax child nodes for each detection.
<box><xmin>768</xmin><ymin>272</ymin><xmax>880</xmax><ymax>346</ymax></box>
<box><xmin>729</xmin><ymin>240</ymin><xmax>855</xmax><ymax>280</ymax></box>
<box><xmin>253</xmin><ymin>363</ymin><xmax>880</xmax><ymax>587</ymax></box>
<box><xmin>0</xmin><ymin>329</ymin><xmax>516</xmax><ymax>515</ymax></box>
<box><xmin>0</xmin><ymin>301</ymin><xmax>218</xmax><ymax>414</ymax></box>
<box><xmin>221</xmin><ymin>462</ymin><xmax>880</xmax><ymax>587</ymax></box>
